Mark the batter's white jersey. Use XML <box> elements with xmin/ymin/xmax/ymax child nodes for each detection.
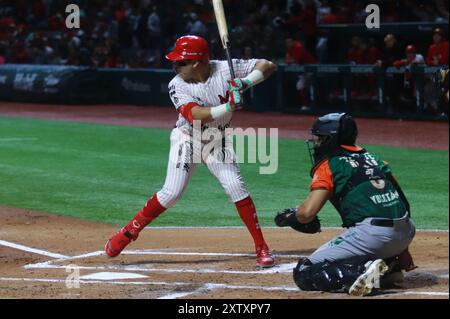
<box><xmin>156</xmin><ymin>58</ymin><xmax>258</xmax><ymax>208</ymax></box>
<box><xmin>168</xmin><ymin>59</ymin><xmax>257</xmax><ymax>132</ymax></box>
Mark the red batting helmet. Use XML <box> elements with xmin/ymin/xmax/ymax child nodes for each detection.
<box><xmin>165</xmin><ymin>35</ymin><xmax>209</xmax><ymax>62</ymax></box>
<box><xmin>406</xmin><ymin>45</ymin><xmax>416</xmax><ymax>54</ymax></box>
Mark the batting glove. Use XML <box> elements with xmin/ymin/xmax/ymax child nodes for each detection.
<box><xmin>230</xmin><ymin>78</ymin><xmax>251</xmax><ymax>92</ymax></box>
<box><xmin>226</xmin><ymin>88</ymin><xmax>244</xmax><ymax>111</ymax></box>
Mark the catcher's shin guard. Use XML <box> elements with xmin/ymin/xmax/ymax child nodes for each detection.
<box><xmin>293</xmin><ymin>258</ymin><xmax>368</xmax><ymax>292</ymax></box>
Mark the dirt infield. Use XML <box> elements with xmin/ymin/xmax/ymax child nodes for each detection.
<box><xmin>0</xmin><ymin>102</ymin><xmax>448</xmax><ymax>298</ymax></box>
<box><xmin>0</xmin><ymin>206</ymin><xmax>448</xmax><ymax>299</ymax></box>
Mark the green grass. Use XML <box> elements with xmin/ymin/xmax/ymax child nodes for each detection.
<box><xmin>0</xmin><ymin>116</ymin><xmax>448</xmax><ymax>229</ymax></box>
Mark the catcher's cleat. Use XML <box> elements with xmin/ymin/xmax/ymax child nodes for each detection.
<box><xmin>256</xmin><ymin>245</ymin><xmax>275</xmax><ymax>269</ymax></box>
<box><xmin>105</xmin><ymin>228</ymin><xmax>133</xmax><ymax>258</ymax></box>
<box><xmin>348</xmin><ymin>259</ymin><xmax>388</xmax><ymax>297</ymax></box>
<box><xmin>380</xmin><ymin>260</ymin><xmax>405</xmax><ymax>288</ymax></box>
<box><xmin>380</xmin><ymin>270</ymin><xmax>404</xmax><ymax>288</ymax></box>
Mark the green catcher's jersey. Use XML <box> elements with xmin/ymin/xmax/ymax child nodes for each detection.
<box><xmin>312</xmin><ymin>146</ymin><xmax>408</xmax><ymax>227</ymax></box>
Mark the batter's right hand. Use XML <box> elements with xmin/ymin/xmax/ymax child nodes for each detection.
<box><xmin>226</xmin><ymin>88</ymin><xmax>244</xmax><ymax>112</ymax></box>
<box><xmin>230</xmin><ymin>78</ymin><xmax>251</xmax><ymax>92</ymax></box>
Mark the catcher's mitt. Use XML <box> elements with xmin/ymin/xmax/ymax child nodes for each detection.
<box><xmin>274</xmin><ymin>208</ymin><xmax>321</xmax><ymax>234</ymax></box>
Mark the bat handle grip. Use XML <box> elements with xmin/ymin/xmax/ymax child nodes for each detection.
<box><xmin>225</xmin><ymin>47</ymin><xmax>236</xmax><ymax>79</ymax></box>
<box><xmin>225</xmin><ymin>46</ymin><xmax>244</xmax><ymax>109</ymax></box>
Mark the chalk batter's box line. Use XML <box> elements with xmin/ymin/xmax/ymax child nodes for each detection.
<box><xmin>23</xmin><ymin>249</ymin><xmax>303</xmax><ymax>268</ymax></box>
<box><xmin>0</xmin><ymin>239</ymin><xmax>447</xmax><ymax>279</ymax></box>
<box><xmin>0</xmin><ymin>236</ymin><xmax>304</xmax><ymax>276</ymax></box>
<box><xmin>1</xmin><ymin>239</ymin><xmax>448</xmax><ymax>299</ymax></box>
<box><xmin>0</xmin><ymin>277</ymin><xmax>447</xmax><ymax>299</ymax></box>
<box><xmin>23</xmin><ymin>249</ymin><xmax>450</xmax><ymax>279</ymax></box>
<box><xmin>24</xmin><ymin>249</ymin><xmax>302</xmax><ymax>275</ymax></box>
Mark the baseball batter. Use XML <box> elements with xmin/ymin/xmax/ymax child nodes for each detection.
<box><xmin>105</xmin><ymin>35</ymin><xmax>277</xmax><ymax>268</ymax></box>
<box><xmin>275</xmin><ymin>113</ymin><xmax>416</xmax><ymax>296</ymax></box>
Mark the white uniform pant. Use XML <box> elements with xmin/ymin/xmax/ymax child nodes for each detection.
<box><xmin>157</xmin><ymin>128</ymin><xmax>249</xmax><ymax>208</ymax></box>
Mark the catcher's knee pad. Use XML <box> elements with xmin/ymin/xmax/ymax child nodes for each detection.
<box><xmin>293</xmin><ymin>258</ymin><xmax>367</xmax><ymax>292</ymax></box>
<box><xmin>293</xmin><ymin>258</ymin><xmax>315</xmax><ymax>291</ymax></box>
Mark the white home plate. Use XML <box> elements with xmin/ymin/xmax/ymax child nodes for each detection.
<box><xmin>259</xmin><ymin>263</ymin><xmax>297</xmax><ymax>274</ymax></box>
<box><xmin>79</xmin><ymin>272</ymin><xmax>148</xmax><ymax>280</ymax></box>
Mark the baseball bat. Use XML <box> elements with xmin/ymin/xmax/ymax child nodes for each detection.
<box><xmin>212</xmin><ymin>0</ymin><xmax>236</xmax><ymax>79</ymax></box>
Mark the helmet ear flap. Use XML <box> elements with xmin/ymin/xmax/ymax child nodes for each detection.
<box><xmin>338</xmin><ymin>114</ymin><xmax>358</xmax><ymax>146</ymax></box>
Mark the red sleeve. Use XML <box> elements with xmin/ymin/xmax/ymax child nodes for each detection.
<box><xmin>296</xmin><ymin>44</ymin><xmax>316</xmax><ymax>64</ymax></box>
<box><xmin>293</xmin><ymin>45</ymin><xmax>303</xmax><ymax>64</ymax></box>
<box><xmin>285</xmin><ymin>47</ymin><xmax>296</xmax><ymax>64</ymax></box>
<box><xmin>393</xmin><ymin>59</ymin><xmax>407</xmax><ymax>67</ymax></box>
<box><xmin>310</xmin><ymin>160</ymin><xmax>334</xmax><ymax>194</ymax></box>
<box><xmin>178</xmin><ymin>102</ymin><xmax>198</xmax><ymax>124</ymax></box>
<box><xmin>304</xmin><ymin>48</ymin><xmax>317</xmax><ymax>64</ymax></box>
<box><xmin>367</xmin><ymin>47</ymin><xmax>383</xmax><ymax>64</ymax></box>
<box><xmin>426</xmin><ymin>45</ymin><xmax>436</xmax><ymax>65</ymax></box>
<box><xmin>347</xmin><ymin>48</ymin><xmax>357</xmax><ymax>62</ymax></box>
<box><xmin>440</xmin><ymin>41</ymin><xmax>449</xmax><ymax>65</ymax></box>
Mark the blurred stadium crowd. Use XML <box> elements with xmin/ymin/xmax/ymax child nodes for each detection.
<box><xmin>0</xmin><ymin>0</ymin><xmax>448</xmax><ymax>118</ymax></box>
<box><xmin>0</xmin><ymin>0</ymin><xmax>448</xmax><ymax>69</ymax></box>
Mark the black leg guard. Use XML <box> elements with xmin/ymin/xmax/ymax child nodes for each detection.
<box><xmin>293</xmin><ymin>258</ymin><xmax>315</xmax><ymax>291</ymax></box>
<box><xmin>293</xmin><ymin>257</ymin><xmax>369</xmax><ymax>292</ymax></box>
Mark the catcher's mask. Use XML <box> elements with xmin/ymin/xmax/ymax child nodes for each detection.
<box><xmin>306</xmin><ymin>113</ymin><xmax>358</xmax><ymax>167</ymax></box>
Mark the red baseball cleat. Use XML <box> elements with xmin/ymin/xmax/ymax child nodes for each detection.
<box><xmin>105</xmin><ymin>228</ymin><xmax>133</xmax><ymax>257</ymax></box>
<box><xmin>256</xmin><ymin>245</ymin><xmax>275</xmax><ymax>269</ymax></box>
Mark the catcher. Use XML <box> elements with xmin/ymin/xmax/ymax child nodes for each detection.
<box><xmin>275</xmin><ymin>113</ymin><xmax>416</xmax><ymax>296</ymax></box>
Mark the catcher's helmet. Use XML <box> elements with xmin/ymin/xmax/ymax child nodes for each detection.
<box><xmin>307</xmin><ymin>113</ymin><xmax>358</xmax><ymax>166</ymax></box>
<box><xmin>165</xmin><ymin>35</ymin><xmax>209</xmax><ymax>62</ymax></box>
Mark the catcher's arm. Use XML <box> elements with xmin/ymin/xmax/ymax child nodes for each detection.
<box><xmin>274</xmin><ymin>189</ymin><xmax>328</xmax><ymax>234</ymax></box>
<box><xmin>296</xmin><ymin>189</ymin><xmax>329</xmax><ymax>223</ymax></box>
